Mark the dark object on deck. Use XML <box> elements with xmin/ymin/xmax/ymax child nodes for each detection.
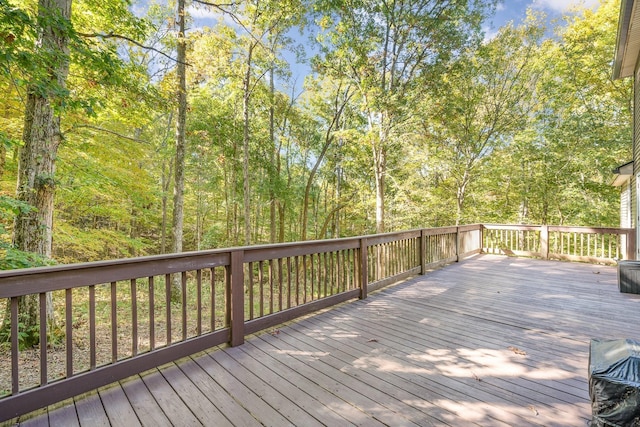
<box><xmin>618</xmin><ymin>260</ymin><xmax>640</xmax><ymax>294</ymax></box>
<box><xmin>589</xmin><ymin>338</ymin><xmax>640</xmax><ymax>426</ymax></box>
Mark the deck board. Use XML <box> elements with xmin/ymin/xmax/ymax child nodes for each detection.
<box><xmin>11</xmin><ymin>255</ymin><xmax>640</xmax><ymax>427</ymax></box>
<box><xmin>74</xmin><ymin>392</ymin><xmax>110</xmax><ymax>427</ymax></box>
<box><xmin>119</xmin><ymin>375</ymin><xmax>169</xmax><ymax>427</ymax></box>
<box><xmin>97</xmin><ymin>384</ymin><xmax>142</xmax><ymax>427</ymax></box>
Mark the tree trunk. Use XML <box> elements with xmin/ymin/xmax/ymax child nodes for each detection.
<box><xmin>301</xmin><ymin>135</ymin><xmax>333</xmax><ymax>241</ymax></box>
<box><xmin>301</xmin><ymin>84</ymin><xmax>350</xmax><ymax>240</ymax></box>
<box><xmin>160</xmin><ymin>113</ymin><xmax>174</xmax><ymax>254</ymax></box>
<box><xmin>373</xmin><ymin>141</ymin><xmax>386</xmax><ymax>234</ymax></box>
<box><xmin>170</xmin><ymin>0</ymin><xmax>187</xmax><ymax>301</ymax></box>
<box><xmin>456</xmin><ymin>169</ymin><xmax>471</xmax><ymax>226</ymax></box>
<box><xmin>242</xmin><ymin>42</ymin><xmax>254</xmax><ymax>245</ymax></box>
<box><xmin>9</xmin><ymin>0</ymin><xmax>73</xmax><ymax>347</ymax></box>
<box><xmin>269</xmin><ymin>68</ymin><xmax>277</xmax><ymax>243</ymax></box>
<box><xmin>172</xmin><ymin>0</ymin><xmax>187</xmax><ymax>256</ymax></box>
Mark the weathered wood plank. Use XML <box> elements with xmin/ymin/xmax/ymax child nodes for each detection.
<box><xmin>13</xmin><ymin>411</ymin><xmax>49</xmax><ymax>427</ymax></box>
<box><xmin>97</xmin><ymin>384</ymin><xmax>141</xmax><ymax>427</ymax></box>
<box><xmin>45</xmin><ymin>400</ymin><xmax>79</xmax><ymax>427</ymax></box>
<box><xmin>212</xmin><ymin>347</ymin><xmax>325</xmax><ymax>427</ymax></box>
<box><xmin>193</xmin><ymin>352</ymin><xmax>293</xmax><ymax>426</ymax></box>
<box><xmin>74</xmin><ymin>391</ymin><xmax>110</xmax><ymax>427</ymax></box>
<box><xmin>119</xmin><ymin>375</ymin><xmax>169</xmax><ymax>427</ymax></box>
<box><xmin>157</xmin><ymin>363</ymin><xmax>231</xmax><ymax>426</ymax></box>
<box><xmin>177</xmin><ymin>357</ymin><xmax>260</xmax><ymax>427</ymax></box>
<box><xmin>138</xmin><ymin>370</ymin><xmax>200</xmax><ymax>426</ymax></box>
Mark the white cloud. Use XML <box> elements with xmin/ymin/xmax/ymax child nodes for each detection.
<box><xmin>497</xmin><ymin>2</ymin><xmax>506</xmax><ymax>11</ymax></box>
<box><xmin>483</xmin><ymin>25</ymin><xmax>499</xmax><ymax>42</ymax></box>
<box><xmin>531</xmin><ymin>0</ymin><xmax>600</xmax><ymax>13</ymax></box>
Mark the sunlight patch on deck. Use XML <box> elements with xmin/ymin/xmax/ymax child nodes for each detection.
<box><xmin>352</xmin><ymin>355</ymin><xmax>432</xmax><ymax>374</ymax></box>
<box><xmin>406</xmin><ymin>347</ymin><xmax>577</xmax><ymax>380</ymax></box>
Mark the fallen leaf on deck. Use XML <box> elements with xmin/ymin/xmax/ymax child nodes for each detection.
<box><xmin>368</xmin><ymin>338</ymin><xmax>378</xmax><ymax>343</ymax></box>
<box><xmin>592</xmin><ymin>271</ymin><xmax>600</xmax><ymax>274</ymax></box>
<box><xmin>528</xmin><ymin>405</ymin><xmax>539</xmax><ymax>416</ymax></box>
<box><xmin>508</xmin><ymin>346</ymin><xmax>527</xmax><ymax>356</ymax></box>
<box><xmin>472</xmin><ymin>372</ymin><xmax>482</xmax><ymax>382</ymax></box>
<box><xmin>271</xmin><ymin>329</ymin><xmax>280</xmax><ymax>336</ymax></box>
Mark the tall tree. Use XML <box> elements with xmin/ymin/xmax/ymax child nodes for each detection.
<box><xmin>16</xmin><ymin>0</ymin><xmax>72</xmax><ymax>260</ymax></box>
<box><xmin>421</xmin><ymin>18</ymin><xmax>544</xmax><ymax>224</ymax></box>
<box><xmin>1</xmin><ymin>0</ymin><xmax>154</xmax><ymax>344</ymax></box>
<box><xmin>300</xmin><ymin>78</ymin><xmax>353</xmax><ymax>240</ymax></box>
<box><xmin>479</xmin><ymin>2</ymin><xmax>632</xmax><ymax>226</ymax></box>
<box><xmin>315</xmin><ymin>0</ymin><xmax>492</xmax><ymax>232</ymax></box>
<box><xmin>172</xmin><ymin>0</ymin><xmax>187</xmax><ymax>255</ymax></box>
<box><xmin>12</xmin><ymin>0</ymin><xmax>73</xmax><ymax>344</ymax></box>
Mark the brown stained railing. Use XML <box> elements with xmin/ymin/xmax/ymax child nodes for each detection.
<box><xmin>0</xmin><ymin>222</ymin><xmax>626</xmax><ymax>421</ymax></box>
<box><xmin>482</xmin><ymin>224</ymin><xmax>635</xmax><ymax>264</ymax></box>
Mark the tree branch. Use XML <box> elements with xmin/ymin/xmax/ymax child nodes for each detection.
<box><xmin>192</xmin><ymin>0</ymin><xmax>267</xmax><ymax>50</ymax></box>
<box><xmin>69</xmin><ymin>124</ymin><xmax>150</xmax><ymax>144</ymax></box>
<box><xmin>76</xmin><ymin>32</ymin><xmax>190</xmax><ymax>66</ymax></box>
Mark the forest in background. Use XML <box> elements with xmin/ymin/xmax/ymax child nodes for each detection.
<box><xmin>0</xmin><ymin>0</ymin><xmax>632</xmax><ymax>267</ymax></box>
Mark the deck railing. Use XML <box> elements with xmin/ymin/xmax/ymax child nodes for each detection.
<box><xmin>483</xmin><ymin>224</ymin><xmax>635</xmax><ymax>265</ymax></box>
<box><xmin>0</xmin><ymin>223</ymin><xmax>631</xmax><ymax>421</ymax></box>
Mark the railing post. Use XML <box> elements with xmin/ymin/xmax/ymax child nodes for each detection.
<box><xmin>627</xmin><ymin>230</ymin><xmax>636</xmax><ymax>260</ymax></box>
<box><xmin>229</xmin><ymin>250</ymin><xmax>245</xmax><ymax>347</ymax></box>
<box><xmin>456</xmin><ymin>227</ymin><xmax>461</xmax><ymax>262</ymax></box>
<box><xmin>540</xmin><ymin>225</ymin><xmax>549</xmax><ymax>260</ymax></box>
<box><xmin>420</xmin><ymin>229</ymin><xmax>427</xmax><ymax>275</ymax></box>
<box><xmin>479</xmin><ymin>224</ymin><xmax>484</xmax><ymax>254</ymax></box>
<box><xmin>359</xmin><ymin>238</ymin><xmax>368</xmax><ymax>299</ymax></box>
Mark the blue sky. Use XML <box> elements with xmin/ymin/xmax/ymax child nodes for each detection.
<box><xmin>491</xmin><ymin>0</ymin><xmax>601</xmax><ymax>28</ymax></box>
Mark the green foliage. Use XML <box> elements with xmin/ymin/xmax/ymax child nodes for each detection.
<box><xmin>0</xmin><ymin>0</ymin><xmax>631</xmax><ymax>269</ymax></box>
<box><xmin>0</xmin><ymin>321</ymin><xmax>39</xmax><ymax>349</ymax></box>
<box><xmin>0</xmin><ymin>195</ymin><xmax>54</xmax><ymax>269</ymax></box>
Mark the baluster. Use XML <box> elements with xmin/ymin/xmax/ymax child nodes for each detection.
<box><xmin>11</xmin><ymin>297</ymin><xmax>18</xmax><ymax>394</ymax></box>
<box><xmin>196</xmin><ymin>269</ymin><xmax>202</xmax><ymax>336</ymax></box>
<box><xmin>309</xmin><ymin>254</ymin><xmax>315</xmax><ymax>301</ymax></box>
<box><xmin>278</xmin><ymin>258</ymin><xmax>283</xmax><ymax>312</ymax></box>
<box><xmin>67</xmin><ymin>288</ymin><xmax>74</xmax><ymax>374</ymax></box>
<box><xmin>258</xmin><ymin>261</ymin><xmax>264</xmax><ymax>317</ymax></box>
<box><xmin>306</xmin><ymin>254</ymin><xmax>311</xmax><ymax>303</ymax></box>
<box><xmin>210</xmin><ymin>268</ymin><xmax>216</xmax><ymax>331</ymax></box>
<box><xmin>131</xmin><ymin>279</ymin><xmax>138</xmax><ymax>356</ymax></box>
<box><xmin>269</xmin><ymin>259</ymin><xmax>274</xmax><ymax>315</ymax></box>
<box><xmin>89</xmin><ymin>285</ymin><xmax>96</xmax><ymax>369</ymax></box>
<box><xmin>149</xmin><ymin>277</ymin><xmax>155</xmax><ymax>350</ymax></box>
<box><xmin>181</xmin><ymin>272</ymin><xmax>187</xmax><ymax>341</ymax></box>
<box><xmin>248</xmin><ymin>262</ymin><xmax>254</xmax><ymax>320</ymax></box>
<box><xmin>111</xmin><ymin>282</ymin><xmax>117</xmax><ymax>361</ymax></box>
<box><xmin>165</xmin><ymin>274</ymin><xmax>171</xmax><ymax>345</ymax></box>
<box><xmin>287</xmin><ymin>257</ymin><xmax>292</xmax><ymax>309</ymax></box>
<box><xmin>294</xmin><ymin>255</ymin><xmax>300</xmax><ymax>305</ymax></box>
<box><xmin>39</xmin><ymin>292</ymin><xmax>47</xmax><ymax>385</ymax></box>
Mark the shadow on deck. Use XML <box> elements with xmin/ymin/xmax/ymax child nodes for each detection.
<box><xmin>8</xmin><ymin>254</ymin><xmax>640</xmax><ymax>426</ymax></box>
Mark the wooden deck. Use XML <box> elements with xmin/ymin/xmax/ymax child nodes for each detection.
<box><xmin>7</xmin><ymin>254</ymin><xmax>640</xmax><ymax>426</ymax></box>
